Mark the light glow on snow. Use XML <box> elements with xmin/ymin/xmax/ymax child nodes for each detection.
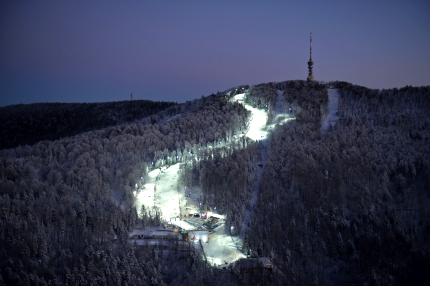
<box><xmin>232</xmin><ymin>93</ymin><xmax>270</xmax><ymax>141</ymax></box>
<box><xmin>132</xmin><ymin>89</ymin><xmax>296</xmax><ymax>266</ymax></box>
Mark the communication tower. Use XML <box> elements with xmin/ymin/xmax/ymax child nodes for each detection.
<box><xmin>307</xmin><ymin>32</ymin><xmax>314</xmax><ymax>82</ymax></box>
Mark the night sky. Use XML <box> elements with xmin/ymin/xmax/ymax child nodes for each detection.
<box><xmin>1</xmin><ymin>0</ymin><xmax>429</xmax><ymax>107</ymax></box>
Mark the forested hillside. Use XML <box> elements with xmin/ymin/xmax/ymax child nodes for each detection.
<box><xmin>183</xmin><ymin>81</ymin><xmax>430</xmax><ymax>285</ymax></box>
<box><xmin>246</xmin><ymin>82</ymin><xmax>430</xmax><ymax>285</ymax></box>
<box><xmin>0</xmin><ymin>81</ymin><xmax>429</xmax><ymax>285</ymax></box>
<box><xmin>0</xmin><ymin>93</ymin><xmax>250</xmax><ymax>285</ymax></box>
<box><xmin>0</xmin><ymin>100</ymin><xmax>176</xmax><ymax>150</ymax></box>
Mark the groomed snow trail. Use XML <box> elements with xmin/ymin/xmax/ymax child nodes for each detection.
<box><xmin>240</xmin><ymin>144</ymin><xmax>267</xmax><ymax>240</ymax></box>
<box><xmin>238</xmin><ymin>91</ymin><xmax>284</xmax><ymax>239</ymax></box>
<box><xmin>233</xmin><ymin>93</ymin><xmax>269</xmax><ymax>141</ymax></box>
<box><xmin>322</xmin><ymin>88</ymin><xmax>340</xmax><ymax>130</ymax></box>
<box><xmin>273</xmin><ymin>90</ymin><xmax>284</xmax><ymax>120</ymax></box>
<box><xmin>134</xmin><ymin>91</ymin><xmax>294</xmax><ymax>265</ymax></box>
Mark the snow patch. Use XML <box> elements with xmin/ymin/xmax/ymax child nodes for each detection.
<box><xmin>322</xmin><ymin>88</ymin><xmax>340</xmax><ymax>130</ymax></box>
<box><xmin>161</xmin><ymin>113</ymin><xmax>181</xmax><ymax>125</ymax></box>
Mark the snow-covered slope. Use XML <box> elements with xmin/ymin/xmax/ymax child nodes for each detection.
<box><xmin>134</xmin><ymin>91</ymin><xmax>296</xmax><ymax>266</ymax></box>
<box><xmin>322</xmin><ymin>88</ymin><xmax>340</xmax><ymax>130</ymax></box>
<box><xmin>233</xmin><ymin>93</ymin><xmax>269</xmax><ymax>141</ymax></box>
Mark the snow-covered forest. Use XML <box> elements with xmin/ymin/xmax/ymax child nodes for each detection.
<box><xmin>0</xmin><ymin>81</ymin><xmax>429</xmax><ymax>285</ymax></box>
<box><xmin>0</xmin><ymin>100</ymin><xmax>176</xmax><ymax>150</ymax></box>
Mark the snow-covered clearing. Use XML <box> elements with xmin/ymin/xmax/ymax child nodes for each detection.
<box><xmin>233</xmin><ymin>93</ymin><xmax>270</xmax><ymax>141</ymax></box>
<box><xmin>322</xmin><ymin>88</ymin><xmax>340</xmax><ymax>130</ymax></box>
<box><xmin>203</xmin><ymin>225</ymin><xmax>246</xmax><ymax>267</ymax></box>
<box><xmin>134</xmin><ymin>161</ymin><xmax>245</xmax><ymax>265</ymax></box>
<box><xmin>135</xmin><ymin>164</ymin><xmax>181</xmax><ymax>219</ymax></box>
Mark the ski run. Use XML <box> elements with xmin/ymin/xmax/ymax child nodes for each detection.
<box><xmin>322</xmin><ymin>88</ymin><xmax>340</xmax><ymax>130</ymax></box>
<box><xmin>131</xmin><ymin>89</ymin><xmax>296</xmax><ymax>268</ymax></box>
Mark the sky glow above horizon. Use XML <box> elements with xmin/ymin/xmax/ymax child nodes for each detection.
<box><xmin>1</xmin><ymin>0</ymin><xmax>429</xmax><ymax>107</ymax></box>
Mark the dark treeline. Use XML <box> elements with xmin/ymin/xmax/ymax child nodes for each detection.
<box><xmin>0</xmin><ymin>100</ymin><xmax>176</xmax><ymax>150</ymax></box>
<box><xmin>0</xmin><ymin>93</ymin><xmax>249</xmax><ymax>285</ymax></box>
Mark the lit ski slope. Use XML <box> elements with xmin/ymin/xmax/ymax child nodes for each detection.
<box><xmin>204</xmin><ymin>226</ymin><xmax>245</xmax><ymax>266</ymax></box>
<box><xmin>136</xmin><ymin>164</ymin><xmax>183</xmax><ymax>219</ymax></box>
<box><xmin>134</xmin><ymin>90</ymin><xmax>295</xmax><ymax>266</ymax></box>
<box><xmin>233</xmin><ymin>93</ymin><xmax>269</xmax><ymax>141</ymax></box>
<box><xmin>135</xmin><ymin>163</ymin><xmax>246</xmax><ymax>266</ymax></box>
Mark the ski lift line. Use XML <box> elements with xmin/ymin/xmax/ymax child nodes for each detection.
<box><xmin>230</xmin><ymin>233</ymin><xmax>246</xmax><ymax>256</ymax></box>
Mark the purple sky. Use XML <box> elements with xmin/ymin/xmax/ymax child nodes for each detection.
<box><xmin>1</xmin><ymin>0</ymin><xmax>429</xmax><ymax>107</ymax></box>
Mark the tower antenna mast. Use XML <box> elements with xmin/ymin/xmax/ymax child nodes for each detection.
<box><xmin>307</xmin><ymin>32</ymin><xmax>314</xmax><ymax>82</ymax></box>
